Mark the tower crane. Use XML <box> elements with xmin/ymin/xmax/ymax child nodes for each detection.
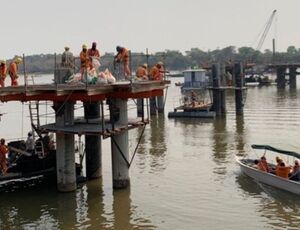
<box><xmin>256</xmin><ymin>10</ymin><xmax>277</xmax><ymax>51</ymax></box>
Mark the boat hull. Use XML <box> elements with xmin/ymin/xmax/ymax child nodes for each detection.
<box><xmin>236</xmin><ymin>158</ymin><xmax>300</xmax><ymax>195</ymax></box>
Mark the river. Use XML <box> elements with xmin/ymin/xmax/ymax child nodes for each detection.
<box><xmin>1</xmin><ymin>76</ymin><xmax>300</xmax><ymax>229</ymax></box>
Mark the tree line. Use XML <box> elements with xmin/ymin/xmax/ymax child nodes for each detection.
<box><xmin>14</xmin><ymin>45</ymin><xmax>300</xmax><ymax>74</ymax></box>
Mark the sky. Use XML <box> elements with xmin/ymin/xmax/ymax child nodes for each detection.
<box><xmin>1</xmin><ymin>0</ymin><xmax>300</xmax><ymax>59</ymax></box>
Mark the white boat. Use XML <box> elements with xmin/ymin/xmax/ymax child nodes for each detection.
<box><xmin>181</xmin><ymin>69</ymin><xmax>210</xmax><ymax>92</ymax></box>
<box><xmin>236</xmin><ymin>144</ymin><xmax>300</xmax><ymax>196</ymax></box>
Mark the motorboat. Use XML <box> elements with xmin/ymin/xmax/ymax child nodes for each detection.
<box><xmin>236</xmin><ymin>144</ymin><xmax>300</xmax><ymax>196</ymax></box>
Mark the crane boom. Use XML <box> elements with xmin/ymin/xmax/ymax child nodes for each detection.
<box><xmin>256</xmin><ymin>10</ymin><xmax>277</xmax><ymax>51</ymax></box>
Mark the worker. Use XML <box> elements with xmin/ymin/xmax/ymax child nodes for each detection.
<box><xmin>88</xmin><ymin>42</ymin><xmax>100</xmax><ymax>59</ymax></box>
<box><xmin>61</xmin><ymin>46</ymin><xmax>74</xmax><ymax>68</ymax></box>
<box><xmin>136</xmin><ymin>63</ymin><xmax>148</xmax><ymax>80</ymax></box>
<box><xmin>275</xmin><ymin>161</ymin><xmax>291</xmax><ymax>179</ymax></box>
<box><xmin>0</xmin><ymin>60</ymin><xmax>7</xmax><ymax>87</ymax></box>
<box><xmin>0</xmin><ymin>138</ymin><xmax>8</xmax><ymax>175</ymax></box>
<box><xmin>80</xmin><ymin>44</ymin><xmax>91</xmax><ymax>77</ymax></box>
<box><xmin>191</xmin><ymin>90</ymin><xmax>197</xmax><ymax>107</ymax></box>
<box><xmin>25</xmin><ymin>131</ymin><xmax>35</xmax><ymax>155</ymax></box>
<box><xmin>8</xmin><ymin>57</ymin><xmax>22</xmax><ymax>86</ymax></box>
<box><xmin>114</xmin><ymin>46</ymin><xmax>130</xmax><ymax>78</ymax></box>
<box><xmin>88</xmin><ymin>42</ymin><xmax>101</xmax><ymax>71</ymax></box>
<box><xmin>149</xmin><ymin>62</ymin><xmax>164</xmax><ymax>81</ymax></box>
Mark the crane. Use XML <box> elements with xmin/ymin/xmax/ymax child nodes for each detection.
<box><xmin>256</xmin><ymin>10</ymin><xmax>277</xmax><ymax>51</ymax></box>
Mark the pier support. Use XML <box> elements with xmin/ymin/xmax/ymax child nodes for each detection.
<box><xmin>277</xmin><ymin>67</ymin><xmax>286</xmax><ymax>89</ymax></box>
<box><xmin>157</xmin><ymin>96</ymin><xmax>164</xmax><ymax>113</ymax></box>
<box><xmin>150</xmin><ymin>97</ymin><xmax>157</xmax><ymax>115</ymax></box>
<box><xmin>289</xmin><ymin>66</ymin><xmax>297</xmax><ymax>89</ymax></box>
<box><xmin>110</xmin><ymin>99</ymin><xmax>130</xmax><ymax>189</ymax></box>
<box><xmin>212</xmin><ymin>63</ymin><xmax>224</xmax><ymax>116</ymax></box>
<box><xmin>84</xmin><ymin>102</ymin><xmax>102</xmax><ymax>179</ymax></box>
<box><xmin>137</xmin><ymin>99</ymin><xmax>143</xmax><ymax>117</ymax></box>
<box><xmin>55</xmin><ymin>102</ymin><xmax>76</xmax><ymax>192</ymax></box>
<box><xmin>234</xmin><ymin>63</ymin><xmax>244</xmax><ymax>116</ymax></box>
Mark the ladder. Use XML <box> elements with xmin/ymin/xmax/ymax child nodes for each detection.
<box><xmin>35</xmin><ymin>139</ymin><xmax>45</xmax><ymax>158</ymax></box>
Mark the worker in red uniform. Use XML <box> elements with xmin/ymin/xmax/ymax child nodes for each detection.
<box><xmin>88</xmin><ymin>42</ymin><xmax>100</xmax><ymax>59</ymax></box>
<box><xmin>8</xmin><ymin>57</ymin><xmax>22</xmax><ymax>86</ymax></box>
<box><xmin>114</xmin><ymin>46</ymin><xmax>130</xmax><ymax>78</ymax></box>
<box><xmin>0</xmin><ymin>60</ymin><xmax>7</xmax><ymax>87</ymax></box>
<box><xmin>80</xmin><ymin>44</ymin><xmax>91</xmax><ymax>77</ymax></box>
<box><xmin>0</xmin><ymin>138</ymin><xmax>8</xmax><ymax>175</ymax></box>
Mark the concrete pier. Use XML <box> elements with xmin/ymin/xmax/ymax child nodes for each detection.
<box><xmin>84</xmin><ymin>102</ymin><xmax>102</xmax><ymax>179</ymax></box>
<box><xmin>157</xmin><ymin>96</ymin><xmax>164</xmax><ymax>113</ymax></box>
<box><xmin>55</xmin><ymin>101</ymin><xmax>76</xmax><ymax>192</ymax></box>
<box><xmin>234</xmin><ymin>63</ymin><xmax>244</xmax><ymax>115</ymax></box>
<box><xmin>276</xmin><ymin>67</ymin><xmax>286</xmax><ymax>89</ymax></box>
<box><xmin>137</xmin><ymin>99</ymin><xmax>143</xmax><ymax>117</ymax></box>
<box><xmin>110</xmin><ymin>99</ymin><xmax>130</xmax><ymax>189</ymax></box>
<box><xmin>212</xmin><ymin>63</ymin><xmax>223</xmax><ymax>116</ymax></box>
<box><xmin>289</xmin><ymin>66</ymin><xmax>297</xmax><ymax>89</ymax></box>
<box><xmin>150</xmin><ymin>97</ymin><xmax>157</xmax><ymax>115</ymax></box>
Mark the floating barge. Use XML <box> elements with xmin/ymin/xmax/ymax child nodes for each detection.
<box><xmin>168</xmin><ymin>103</ymin><xmax>215</xmax><ymax>118</ymax></box>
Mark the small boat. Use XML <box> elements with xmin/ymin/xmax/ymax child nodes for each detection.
<box><xmin>236</xmin><ymin>144</ymin><xmax>300</xmax><ymax>196</ymax></box>
<box><xmin>168</xmin><ymin>102</ymin><xmax>215</xmax><ymax>118</ymax></box>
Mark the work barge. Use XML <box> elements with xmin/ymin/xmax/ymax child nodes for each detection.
<box><xmin>0</xmin><ymin>69</ymin><xmax>170</xmax><ymax>192</ymax></box>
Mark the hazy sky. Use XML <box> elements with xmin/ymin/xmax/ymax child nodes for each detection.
<box><xmin>1</xmin><ymin>0</ymin><xmax>299</xmax><ymax>58</ymax></box>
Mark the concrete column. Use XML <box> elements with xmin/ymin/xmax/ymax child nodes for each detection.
<box><xmin>234</xmin><ymin>63</ymin><xmax>244</xmax><ymax>116</ymax></box>
<box><xmin>110</xmin><ymin>99</ymin><xmax>130</xmax><ymax>189</ymax></box>
<box><xmin>157</xmin><ymin>96</ymin><xmax>164</xmax><ymax>113</ymax></box>
<box><xmin>277</xmin><ymin>67</ymin><xmax>286</xmax><ymax>89</ymax></box>
<box><xmin>212</xmin><ymin>63</ymin><xmax>222</xmax><ymax>116</ymax></box>
<box><xmin>289</xmin><ymin>67</ymin><xmax>297</xmax><ymax>89</ymax></box>
<box><xmin>55</xmin><ymin>102</ymin><xmax>76</xmax><ymax>192</ymax></box>
<box><xmin>137</xmin><ymin>99</ymin><xmax>143</xmax><ymax>117</ymax></box>
<box><xmin>150</xmin><ymin>97</ymin><xmax>157</xmax><ymax>115</ymax></box>
<box><xmin>84</xmin><ymin>102</ymin><xmax>102</xmax><ymax>179</ymax></box>
<box><xmin>220</xmin><ymin>64</ymin><xmax>227</xmax><ymax>114</ymax></box>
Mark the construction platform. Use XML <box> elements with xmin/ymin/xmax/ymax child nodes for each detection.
<box><xmin>0</xmin><ymin>80</ymin><xmax>170</xmax><ymax>102</ymax></box>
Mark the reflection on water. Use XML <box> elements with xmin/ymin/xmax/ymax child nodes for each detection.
<box><xmin>236</xmin><ymin>174</ymin><xmax>300</xmax><ymax>230</ymax></box>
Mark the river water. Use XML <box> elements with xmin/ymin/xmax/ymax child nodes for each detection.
<box><xmin>1</xmin><ymin>76</ymin><xmax>300</xmax><ymax>229</ymax></box>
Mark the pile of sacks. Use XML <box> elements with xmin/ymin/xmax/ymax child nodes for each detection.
<box><xmin>66</xmin><ymin>58</ymin><xmax>116</xmax><ymax>85</ymax></box>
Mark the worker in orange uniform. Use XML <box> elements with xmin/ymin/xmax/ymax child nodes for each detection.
<box><xmin>149</xmin><ymin>62</ymin><xmax>164</xmax><ymax>81</ymax></box>
<box><xmin>0</xmin><ymin>138</ymin><xmax>9</xmax><ymax>175</ymax></box>
<box><xmin>0</xmin><ymin>60</ymin><xmax>7</xmax><ymax>87</ymax></box>
<box><xmin>114</xmin><ymin>46</ymin><xmax>130</xmax><ymax>78</ymax></box>
<box><xmin>80</xmin><ymin>44</ymin><xmax>91</xmax><ymax>78</ymax></box>
<box><xmin>8</xmin><ymin>57</ymin><xmax>22</xmax><ymax>86</ymax></box>
<box><xmin>275</xmin><ymin>161</ymin><xmax>291</xmax><ymax>178</ymax></box>
<box><xmin>136</xmin><ymin>63</ymin><xmax>148</xmax><ymax>80</ymax></box>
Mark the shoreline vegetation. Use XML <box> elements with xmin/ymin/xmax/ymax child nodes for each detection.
<box><xmin>5</xmin><ymin>45</ymin><xmax>300</xmax><ymax>74</ymax></box>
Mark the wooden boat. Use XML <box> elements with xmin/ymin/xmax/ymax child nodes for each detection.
<box><xmin>236</xmin><ymin>144</ymin><xmax>300</xmax><ymax>196</ymax></box>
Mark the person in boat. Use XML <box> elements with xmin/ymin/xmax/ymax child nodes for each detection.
<box><xmin>257</xmin><ymin>156</ymin><xmax>270</xmax><ymax>172</ymax></box>
<box><xmin>8</xmin><ymin>57</ymin><xmax>22</xmax><ymax>86</ymax></box>
<box><xmin>0</xmin><ymin>60</ymin><xmax>7</xmax><ymax>87</ymax></box>
<box><xmin>114</xmin><ymin>46</ymin><xmax>130</xmax><ymax>78</ymax></box>
<box><xmin>289</xmin><ymin>160</ymin><xmax>300</xmax><ymax>180</ymax></box>
<box><xmin>191</xmin><ymin>90</ymin><xmax>197</xmax><ymax>107</ymax></box>
<box><xmin>0</xmin><ymin>138</ymin><xmax>9</xmax><ymax>174</ymax></box>
<box><xmin>136</xmin><ymin>63</ymin><xmax>148</xmax><ymax>80</ymax></box>
<box><xmin>275</xmin><ymin>161</ymin><xmax>291</xmax><ymax>179</ymax></box>
<box><xmin>25</xmin><ymin>131</ymin><xmax>35</xmax><ymax>155</ymax></box>
<box><xmin>61</xmin><ymin>46</ymin><xmax>75</xmax><ymax>68</ymax></box>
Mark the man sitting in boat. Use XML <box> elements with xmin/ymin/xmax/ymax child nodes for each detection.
<box><xmin>289</xmin><ymin>160</ymin><xmax>300</xmax><ymax>180</ymax></box>
<box><xmin>256</xmin><ymin>156</ymin><xmax>271</xmax><ymax>172</ymax></box>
